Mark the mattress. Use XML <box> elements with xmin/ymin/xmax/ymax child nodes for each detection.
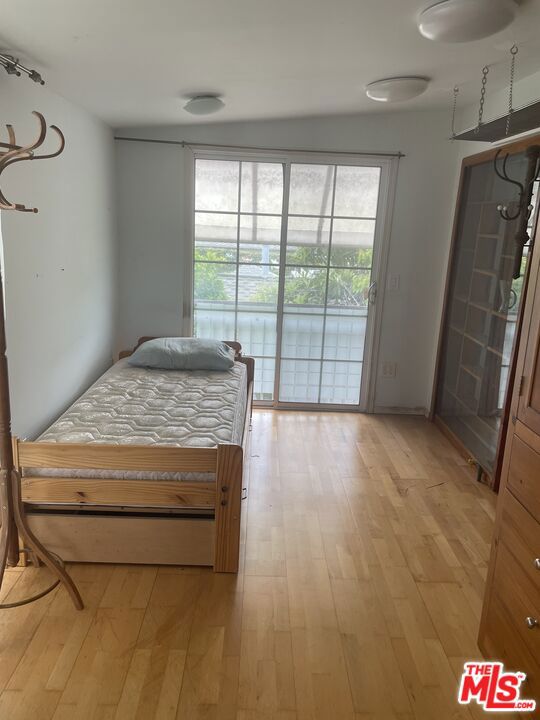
<box><xmin>30</xmin><ymin>358</ymin><xmax>248</xmax><ymax>482</ymax></box>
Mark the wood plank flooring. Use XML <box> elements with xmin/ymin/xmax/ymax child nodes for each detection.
<box><xmin>0</xmin><ymin>411</ymin><xmax>500</xmax><ymax>719</ymax></box>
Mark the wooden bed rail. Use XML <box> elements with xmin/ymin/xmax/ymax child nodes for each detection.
<box><xmin>21</xmin><ymin>478</ymin><xmax>216</xmax><ymax>508</ymax></box>
<box><xmin>16</xmin><ymin>442</ymin><xmax>217</xmax><ymax>472</ymax></box>
<box><xmin>14</xmin><ymin>438</ymin><xmax>243</xmax><ymax>573</ymax></box>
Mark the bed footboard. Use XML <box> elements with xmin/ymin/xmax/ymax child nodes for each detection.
<box><xmin>14</xmin><ymin>440</ymin><xmax>243</xmax><ymax>572</ymax></box>
<box><xmin>215</xmin><ymin>444</ymin><xmax>243</xmax><ymax>572</ymax></box>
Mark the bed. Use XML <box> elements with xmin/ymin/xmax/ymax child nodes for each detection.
<box><xmin>12</xmin><ymin>338</ymin><xmax>254</xmax><ymax>572</ymax></box>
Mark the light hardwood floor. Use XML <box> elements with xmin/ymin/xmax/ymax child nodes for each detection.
<box><xmin>0</xmin><ymin>411</ymin><xmax>500</xmax><ymax>720</ymax></box>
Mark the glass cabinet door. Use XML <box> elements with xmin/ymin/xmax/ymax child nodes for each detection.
<box><xmin>435</xmin><ymin>151</ymin><xmax>538</xmax><ymax>476</ymax></box>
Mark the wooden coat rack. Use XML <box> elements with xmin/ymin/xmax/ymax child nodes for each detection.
<box><xmin>0</xmin><ymin>111</ymin><xmax>82</xmax><ymax>609</ymax></box>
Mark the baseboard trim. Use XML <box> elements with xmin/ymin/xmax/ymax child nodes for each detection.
<box><xmin>372</xmin><ymin>405</ymin><xmax>427</xmax><ymax>416</ymax></box>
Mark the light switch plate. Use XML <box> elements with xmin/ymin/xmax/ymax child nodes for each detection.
<box><xmin>388</xmin><ymin>274</ymin><xmax>400</xmax><ymax>291</ymax></box>
<box><xmin>381</xmin><ymin>361</ymin><xmax>397</xmax><ymax>378</ymax></box>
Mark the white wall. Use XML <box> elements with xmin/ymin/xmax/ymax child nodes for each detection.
<box><xmin>115</xmin><ymin>139</ymin><xmax>185</xmax><ymax>350</ymax></box>
<box><xmin>114</xmin><ymin>70</ymin><xmax>540</xmax><ymax>414</ymax></box>
<box><xmin>0</xmin><ymin>75</ymin><xmax>117</xmax><ymax>438</ymax></box>
<box><xmin>1</xmin><ymin>65</ymin><xmax>536</xmax><ymax>433</ymax></box>
<box><xmin>115</xmin><ymin>109</ymin><xmax>458</xmax><ymax>413</ymax></box>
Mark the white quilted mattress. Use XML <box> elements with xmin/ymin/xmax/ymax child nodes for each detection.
<box><xmin>30</xmin><ymin>359</ymin><xmax>248</xmax><ymax>483</ymax></box>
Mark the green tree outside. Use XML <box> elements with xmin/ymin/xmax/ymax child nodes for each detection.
<box><xmin>194</xmin><ymin>249</ymin><xmax>229</xmax><ymax>301</ymax></box>
<box><xmin>194</xmin><ymin>245</ymin><xmax>373</xmax><ymax>306</ymax></box>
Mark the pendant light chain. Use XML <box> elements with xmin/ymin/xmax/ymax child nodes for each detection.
<box><xmin>506</xmin><ymin>44</ymin><xmax>518</xmax><ymax>136</ymax></box>
<box><xmin>451</xmin><ymin>85</ymin><xmax>459</xmax><ymax>139</ymax></box>
<box><xmin>475</xmin><ymin>65</ymin><xmax>489</xmax><ymax>134</ymax></box>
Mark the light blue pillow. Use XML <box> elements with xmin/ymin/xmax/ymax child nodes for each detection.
<box><xmin>128</xmin><ymin>337</ymin><xmax>235</xmax><ymax>371</ymax></box>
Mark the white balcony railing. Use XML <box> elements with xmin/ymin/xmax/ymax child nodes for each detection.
<box><xmin>195</xmin><ymin>301</ymin><xmax>367</xmax><ymax>403</ymax></box>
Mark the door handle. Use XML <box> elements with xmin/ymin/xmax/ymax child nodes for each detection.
<box><xmin>367</xmin><ymin>281</ymin><xmax>377</xmax><ymax>305</ymax></box>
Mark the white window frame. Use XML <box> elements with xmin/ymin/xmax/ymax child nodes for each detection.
<box><xmin>185</xmin><ymin>145</ymin><xmax>399</xmax><ymax>412</ymax></box>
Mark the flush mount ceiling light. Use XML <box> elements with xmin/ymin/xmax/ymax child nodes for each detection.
<box><xmin>418</xmin><ymin>0</ymin><xmax>518</xmax><ymax>43</ymax></box>
<box><xmin>365</xmin><ymin>76</ymin><xmax>430</xmax><ymax>103</ymax></box>
<box><xmin>183</xmin><ymin>95</ymin><xmax>225</xmax><ymax>115</ymax></box>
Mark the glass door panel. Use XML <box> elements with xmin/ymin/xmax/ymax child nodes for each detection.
<box><xmin>277</xmin><ymin>162</ymin><xmax>381</xmax><ymax>405</ymax></box>
<box><xmin>194</xmin><ymin>158</ymin><xmax>283</xmax><ymax>401</ymax></box>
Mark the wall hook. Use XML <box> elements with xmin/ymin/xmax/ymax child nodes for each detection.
<box><xmin>493</xmin><ymin>146</ymin><xmax>540</xmax><ymax>278</ymax></box>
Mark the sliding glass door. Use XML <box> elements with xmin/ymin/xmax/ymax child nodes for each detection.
<box><xmin>191</xmin><ymin>150</ymin><xmax>394</xmax><ymax>410</ymax></box>
<box><xmin>278</xmin><ymin>163</ymin><xmax>380</xmax><ymax>404</ymax></box>
<box><xmin>193</xmin><ymin>158</ymin><xmax>283</xmax><ymax>400</ymax></box>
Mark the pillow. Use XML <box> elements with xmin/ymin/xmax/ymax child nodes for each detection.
<box><xmin>128</xmin><ymin>337</ymin><xmax>235</xmax><ymax>371</ymax></box>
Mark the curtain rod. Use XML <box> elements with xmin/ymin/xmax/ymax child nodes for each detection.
<box><xmin>114</xmin><ymin>136</ymin><xmax>405</xmax><ymax>158</ymax></box>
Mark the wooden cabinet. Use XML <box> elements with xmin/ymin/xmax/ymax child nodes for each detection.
<box><xmin>517</xmin><ymin>284</ymin><xmax>540</xmax><ymax>434</ymax></box>
<box><xmin>479</xmin><ymin>220</ymin><xmax>540</xmax><ymax>702</ymax></box>
<box><xmin>506</xmin><ymin>433</ymin><xmax>540</xmax><ymax>519</ymax></box>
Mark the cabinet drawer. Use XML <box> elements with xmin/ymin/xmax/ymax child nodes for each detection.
<box><xmin>498</xmin><ymin>489</ymin><xmax>540</xmax><ymax>594</ymax></box>
<box><xmin>490</xmin><ymin>493</ymin><xmax>540</xmax><ymax>678</ymax></box>
<box><xmin>482</xmin><ymin>593</ymin><xmax>540</xmax><ymax>701</ymax></box>
<box><xmin>493</xmin><ymin>543</ymin><xmax>540</xmax><ymax>668</ymax></box>
<box><xmin>507</xmin><ymin>435</ymin><xmax>540</xmax><ymax>523</ymax></box>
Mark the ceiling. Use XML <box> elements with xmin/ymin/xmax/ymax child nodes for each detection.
<box><xmin>2</xmin><ymin>0</ymin><xmax>540</xmax><ymax>127</ymax></box>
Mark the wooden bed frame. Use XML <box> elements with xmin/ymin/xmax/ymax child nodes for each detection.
<box><xmin>12</xmin><ymin>338</ymin><xmax>254</xmax><ymax>573</ymax></box>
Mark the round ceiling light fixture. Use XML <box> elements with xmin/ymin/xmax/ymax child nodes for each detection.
<box><xmin>183</xmin><ymin>95</ymin><xmax>225</xmax><ymax>115</ymax></box>
<box><xmin>418</xmin><ymin>0</ymin><xmax>518</xmax><ymax>43</ymax></box>
<box><xmin>365</xmin><ymin>76</ymin><xmax>430</xmax><ymax>103</ymax></box>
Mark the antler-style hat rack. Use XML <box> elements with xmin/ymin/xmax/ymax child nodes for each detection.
<box><xmin>450</xmin><ymin>45</ymin><xmax>540</xmax><ymax>281</ymax></box>
<box><xmin>0</xmin><ymin>111</ymin><xmax>82</xmax><ymax>610</ymax></box>
<box><xmin>0</xmin><ymin>111</ymin><xmax>65</xmax><ymax>212</ymax></box>
<box><xmin>493</xmin><ymin>145</ymin><xmax>540</xmax><ymax>280</ymax></box>
<box><xmin>489</xmin><ymin>45</ymin><xmax>540</xmax><ymax>281</ymax></box>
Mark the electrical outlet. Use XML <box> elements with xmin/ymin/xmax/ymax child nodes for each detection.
<box><xmin>388</xmin><ymin>274</ymin><xmax>400</xmax><ymax>291</ymax></box>
<box><xmin>381</xmin><ymin>361</ymin><xmax>397</xmax><ymax>378</ymax></box>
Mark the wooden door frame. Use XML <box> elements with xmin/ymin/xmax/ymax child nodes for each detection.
<box><xmin>430</xmin><ymin>132</ymin><xmax>540</xmax><ymax>490</ymax></box>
